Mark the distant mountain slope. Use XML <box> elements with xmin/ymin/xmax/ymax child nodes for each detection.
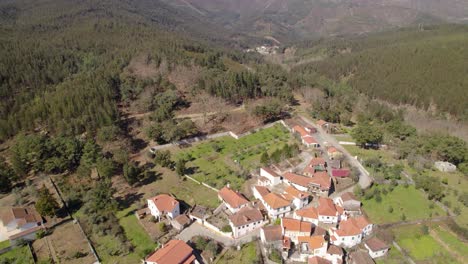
<box><xmin>292</xmin><ymin>25</ymin><xmax>468</xmax><ymax>118</ymax></box>
<box><xmin>160</xmin><ymin>0</ymin><xmax>468</xmax><ymax>42</ymax></box>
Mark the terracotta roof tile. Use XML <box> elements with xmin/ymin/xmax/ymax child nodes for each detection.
<box><xmin>312</xmin><ymin>172</ymin><xmax>331</xmax><ymax>190</ymax></box>
<box><xmin>261</xmin><ymin>167</ymin><xmax>280</xmax><ymax>177</ymax></box>
<box><xmin>218</xmin><ymin>186</ymin><xmax>249</xmax><ymax>209</ymax></box>
<box><xmin>295</xmin><ymin>207</ymin><xmax>318</xmax><ymax>220</ymax></box>
<box><xmin>284</xmin><ymin>172</ymin><xmax>314</xmax><ymax>187</ymax></box>
<box><xmin>146</xmin><ymin>240</ymin><xmax>195</xmax><ymax>264</ymax></box>
<box><xmin>354</xmin><ymin>216</ymin><xmax>372</xmax><ymax>229</ymax></box>
<box><xmin>327</xmin><ymin>245</ymin><xmax>344</xmax><ymax>256</ymax></box>
<box><xmin>229</xmin><ymin>207</ymin><xmax>263</xmax><ymax>227</ymax></box>
<box><xmin>0</xmin><ymin>207</ymin><xmax>42</xmax><ymax>227</ymax></box>
<box><xmin>341</xmin><ymin>192</ymin><xmax>358</xmax><ymax>202</ymax></box>
<box><xmin>149</xmin><ymin>194</ymin><xmax>179</xmax><ymax>213</ymax></box>
<box><xmin>317</xmin><ymin>120</ymin><xmax>328</xmax><ymax>126</ymax></box>
<box><xmin>293</xmin><ymin>125</ymin><xmax>310</xmax><ymax>137</ymax></box>
<box><xmin>349</xmin><ymin>251</ymin><xmax>375</xmax><ymax>264</ymax></box>
<box><xmin>263</xmin><ymin>193</ymin><xmax>291</xmax><ymax>209</ymax></box>
<box><xmin>298</xmin><ymin>235</ymin><xmax>326</xmax><ymax>250</ymax></box>
<box><xmin>282</xmin><ymin>218</ymin><xmax>312</xmax><ymax>233</ymax></box>
<box><xmin>261</xmin><ymin>225</ymin><xmax>283</xmax><ymax>242</ymax></box>
<box><xmin>254</xmin><ymin>185</ymin><xmax>271</xmax><ymax>197</ymax></box>
<box><xmin>317</xmin><ymin>197</ymin><xmax>337</xmax><ymax>216</ymax></box>
<box><xmin>284</xmin><ymin>186</ymin><xmax>309</xmax><ymax>199</ymax></box>
<box><xmin>174</xmin><ymin>214</ymin><xmax>191</xmax><ymax>226</ymax></box>
<box><xmin>335</xmin><ymin>219</ymin><xmax>361</xmax><ymax>236</ymax></box>
<box><xmin>332</xmin><ymin>169</ymin><xmax>350</xmax><ymax>177</ymax></box>
<box><xmin>303</xmin><ymin>136</ymin><xmax>318</xmax><ymax>144</ymax></box>
<box><xmin>365</xmin><ymin>237</ymin><xmax>389</xmax><ymax>251</ymax></box>
<box><xmin>309</xmin><ymin>157</ymin><xmax>326</xmax><ymax>167</ymax></box>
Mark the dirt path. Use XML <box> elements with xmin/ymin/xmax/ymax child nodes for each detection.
<box><xmin>430</xmin><ymin>229</ymin><xmax>467</xmax><ymax>263</ymax></box>
<box><xmin>123</xmin><ymin>105</ymin><xmax>244</xmax><ymax>121</ymax></box>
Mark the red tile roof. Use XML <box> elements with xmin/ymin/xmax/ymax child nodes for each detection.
<box><xmin>298</xmin><ymin>235</ymin><xmax>326</xmax><ymax>250</ymax></box>
<box><xmin>149</xmin><ymin>194</ymin><xmax>179</xmax><ymax>213</ymax></box>
<box><xmin>284</xmin><ymin>186</ymin><xmax>309</xmax><ymax>199</ymax></box>
<box><xmin>335</xmin><ymin>219</ymin><xmax>361</xmax><ymax>237</ymax></box>
<box><xmin>282</xmin><ymin>218</ymin><xmax>312</xmax><ymax>233</ymax></box>
<box><xmin>218</xmin><ymin>186</ymin><xmax>249</xmax><ymax>209</ymax></box>
<box><xmin>327</xmin><ymin>147</ymin><xmax>338</xmax><ymax>153</ymax></box>
<box><xmin>354</xmin><ymin>216</ymin><xmax>372</xmax><ymax>229</ymax></box>
<box><xmin>365</xmin><ymin>237</ymin><xmax>389</xmax><ymax>251</ymax></box>
<box><xmin>327</xmin><ymin>245</ymin><xmax>344</xmax><ymax>256</ymax></box>
<box><xmin>332</xmin><ymin>169</ymin><xmax>350</xmax><ymax>177</ymax></box>
<box><xmin>254</xmin><ymin>185</ymin><xmax>271</xmax><ymax>197</ymax></box>
<box><xmin>284</xmin><ymin>172</ymin><xmax>314</xmax><ymax>187</ymax></box>
<box><xmin>303</xmin><ymin>136</ymin><xmax>318</xmax><ymax>144</ymax></box>
<box><xmin>295</xmin><ymin>207</ymin><xmax>318</xmax><ymax>220</ymax></box>
<box><xmin>261</xmin><ymin>225</ymin><xmax>283</xmax><ymax>242</ymax></box>
<box><xmin>317</xmin><ymin>197</ymin><xmax>337</xmax><ymax>216</ymax></box>
<box><xmin>263</xmin><ymin>193</ymin><xmax>291</xmax><ymax>209</ymax></box>
<box><xmin>146</xmin><ymin>240</ymin><xmax>195</xmax><ymax>264</ymax></box>
<box><xmin>312</xmin><ymin>172</ymin><xmax>331</xmax><ymax>190</ymax></box>
<box><xmin>293</xmin><ymin>125</ymin><xmax>309</xmax><ymax>137</ymax></box>
<box><xmin>309</xmin><ymin>157</ymin><xmax>326</xmax><ymax>166</ymax></box>
<box><xmin>229</xmin><ymin>206</ymin><xmax>263</xmax><ymax>227</ymax></box>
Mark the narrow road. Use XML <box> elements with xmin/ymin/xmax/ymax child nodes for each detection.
<box><xmin>123</xmin><ymin>105</ymin><xmax>244</xmax><ymax>121</ymax></box>
<box><xmin>299</xmin><ymin>115</ymin><xmax>373</xmax><ymax>189</ymax></box>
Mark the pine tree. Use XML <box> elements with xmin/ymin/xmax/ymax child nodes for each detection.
<box><xmin>35</xmin><ymin>186</ymin><xmax>59</xmax><ymax>217</ymax></box>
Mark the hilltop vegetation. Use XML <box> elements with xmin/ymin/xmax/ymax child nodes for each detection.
<box><xmin>294</xmin><ymin>25</ymin><xmax>468</xmax><ymax>119</ymax></box>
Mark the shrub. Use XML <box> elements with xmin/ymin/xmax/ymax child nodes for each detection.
<box><xmin>158</xmin><ymin>222</ymin><xmax>167</xmax><ymax>233</ymax></box>
<box><xmin>221</xmin><ymin>225</ymin><xmax>232</xmax><ymax>233</ymax></box>
<box><xmin>72</xmin><ymin>251</ymin><xmax>88</xmax><ymax>259</ymax></box>
<box><xmin>269</xmin><ymin>249</ymin><xmax>282</xmax><ymax>263</ymax></box>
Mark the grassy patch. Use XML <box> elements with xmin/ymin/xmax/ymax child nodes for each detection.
<box><xmin>174</xmin><ymin>124</ymin><xmax>292</xmax><ymax>190</ymax></box>
<box><xmin>0</xmin><ymin>245</ymin><xmax>34</xmax><ymax>263</ymax></box>
<box><xmin>0</xmin><ymin>240</ymin><xmax>10</xmax><ymax>250</ymax></box>
<box><xmin>139</xmin><ymin>168</ymin><xmax>219</xmax><ymax>208</ymax></box>
<box><xmin>215</xmin><ymin>242</ymin><xmax>260</xmax><ymax>264</ymax></box>
<box><xmin>117</xmin><ymin>207</ymin><xmax>157</xmax><ymax>259</ymax></box>
<box><xmin>362</xmin><ymin>185</ymin><xmax>444</xmax><ymax>224</ymax></box>
<box><xmin>432</xmin><ymin>225</ymin><xmax>468</xmax><ymax>257</ymax></box>
<box><xmin>393</xmin><ymin>225</ymin><xmax>458</xmax><ymax>263</ymax></box>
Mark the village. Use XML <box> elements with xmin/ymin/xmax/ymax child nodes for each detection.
<box><xmin>0</xmin><ymin>115</ymin><xmax>465</xmax><ymax>264</ymax></box>
<box><xmin>137</xmin><ymin>118</ymin><xmax>385</xmax><ymax>264</ymax></box>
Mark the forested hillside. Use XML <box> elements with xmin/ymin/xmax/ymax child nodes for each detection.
<box><xmin>0</xmin><ymin>0</ymin><xmax>291</xmax><ymax>141</ymax></box>
<box><xmin>293</xmin><ymin>25</ymin><xmax>468</xmax><ymax>119</ymax></box>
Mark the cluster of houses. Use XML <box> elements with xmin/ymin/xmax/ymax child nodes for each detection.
<box><xmin>142</xmin><ymin>122</ymin><xmax>389</xmax><ymax>264</ymax></box>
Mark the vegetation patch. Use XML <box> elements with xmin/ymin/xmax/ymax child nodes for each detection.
<box><xmin>215</xmin><ymin>242</ymin><xmax>260</xmax><ymax>264</ymax></box>
<box><xmin>0</xmin><ymin>245</ymin><xmax>34</xmax><ymax>264</ymax></box>
<box><xmin>361</xmin><ymin>185</ymin><xmax>444</xmax><ymax>224</ymax></box>
<box><xmin>174</xmin><ymin>124</ymin><xmax>292</xmax><ymax>189</ymax></box>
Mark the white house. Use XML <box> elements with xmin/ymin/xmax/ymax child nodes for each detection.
<box><xmin>260</xmin><ymin>167</ymin><xmax>282</xmax><ymax>186</ymax></box>
<box><xmin>283</xmin><ymin>172</ymin><xmax>312</xmax><ymax>192</ymax></box>
<box><xmin>329</xmin><ymin>216</ymin><xmax>372</xmax><ymax>248</ymax></box>
<box><xmin>334</xmin><ymin>192</ymin><xmax>361</xmax><ymax>215</ymax></box>
<box><xmin>229</xmin><ymin>206</ymin><xmax>265</xmax><ymax>238</ymax></box>
<box><xmin>0</xmin><ymin>207</ymin><xmax>44</xmax><ymax>243</ymax></box>
<box><xmin>317</xmin><ymin>197</ymin><xmax>341</xmax><ymax>224</ymax></box>
<box><xmin>283</xmin><ymin>186</ymin><xmax>309</xmax><ymax>210</ymax></box>
<box><xmin>218</xmin><ymin>186</ymin><xmax>249</xmax><ymax>213</ymax></box>
<box><xmin>145</xmin><ymin>239</ymin><xmax>199</xmax><ymax>264</ymax></box>
<box><xmin>262</xmin><ymin>193</ymin><xmax>292</xmax><ymax>219</ymax></box>
<box><xmin>281</xmin><ymin>218</ymin><xmax>312</xmax><ymax>244</ymax></box>
<box><xmin>365</xmin><ymin>237</ymin><xmax>389</xmax><ymax>259</ymax></box>
<box><xmin>147</xmin><ymin>194</ymin><xmax>180</xmax><ymax>220</ymax></box>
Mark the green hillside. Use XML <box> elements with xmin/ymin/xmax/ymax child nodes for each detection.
<box><xmin>293</xmin><ymin>25</ymin><xmax>468</xmax><ymax>119</ymax></box>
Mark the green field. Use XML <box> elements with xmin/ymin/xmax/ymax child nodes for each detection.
<box><xmin>362</xmin><ymin>185</ymin><xmax>444</xmax><ymax>224</ymax></box>
<box><xmin>215</xmin><ymin>242</ymin><xmax>260</xmax><ymax>264</ymax></box>
<box><xmin>174</xmin><ymin>124</ymin><xmax>293</xmax><ymax>190</ymax></box>
<box><xmin>117</xmin><ymin>207</ymin><xmax>158</xmax><ymax>259</ymax></box>
<box><xmin>0</xmin><ymin>245</ymin><xmax>34</xmax><ymax>264</ymax></box>
<box><xmin>343</xmin><ymin>145</ymin><xmax>398</xmax><ymax>164</ymax></box>
<box><xmin>432</xmin><ymin>226</ymin><xmax>468</xmax><ymax>257</ymax></box>
<box><xmin>394</xmin><ymin>225</ymin><xmax>459</xmax><ymax>263</ymax></box>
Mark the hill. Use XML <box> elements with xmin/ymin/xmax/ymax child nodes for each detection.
<box><xmin>291</xmin><ymin>25</ymin><xmax>468</xmax><ymax>119</ymax></box>
<box><xmin>159</xmin><ymin>0</ymin><xmax>468</xmax><ymax>42</ymax></box>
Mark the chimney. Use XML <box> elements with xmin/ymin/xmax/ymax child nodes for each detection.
<box><xmin>227</xmin><ymin>183</ymin><xmax>230</xmax><ymax>188</ymax></box>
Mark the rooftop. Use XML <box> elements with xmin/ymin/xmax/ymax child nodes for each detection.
<box><xmin>0</xmin><ymin>207</ymin><xmax>42</xmax><ymax>227</ymax></box>
<box><xmin>146</xmin><ymin>239</ymin><xmax>195</xmax><ymax>264</ymax></box>
<box><xmin>308</xmin><ymin>256</ymin><xmax>332</xmax><ymax>264</ymax></box>
<box><xmin>229</xmin><ymin>206</ymin><xmax>263</xmax><ymax>227</ymax></box>
<box><xmin>148</xmin><ymin>194</ymin><xmax>179</xmax><ymax>213</ymax></box>
<box><xmin>282</xmin><ymin>218</ymin><xmax>313</xmax><ymax>233</ymax></box>
<box><xmin>365</xmin><ymin>237</ymin><xmax>389</xmax><ymax>252</ymax></box>
<box><xmin>218</xmin><ymin>186</ymin><xmax>249</xmax><ymax>209</ymax></box>
<box><xmin>263</xmin><ymin>193</ymin><xmax>291</xmax><ymax>209</ymax></box>
<box><xmin>261</xmin><ymin>225</ymin><xmax>283</xmax><ymax>242</ymax></box>
<box><xmin>317</xmin><ymin>197</ymin><xmax>337</xmax><ymax>216</ymax></box>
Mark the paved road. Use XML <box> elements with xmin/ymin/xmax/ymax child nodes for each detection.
<box><xmin>299</xmin><ymin>116</ymin><xmax>373</xmax><ymax>189</ymax></box>
<box><xmin>176</xmin><ymin>222</ymin><xmax>259</xmax><ymax>246</ymax></box>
